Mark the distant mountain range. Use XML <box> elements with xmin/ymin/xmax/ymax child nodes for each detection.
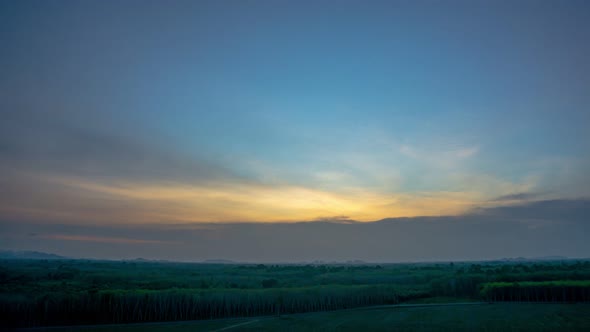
<box><xmin>0</xmin><ymin>250</ymin><xmax>67</xmax><ymax>260</ymax></box>
<box><xmin>203</xmin><ymin>259</ymin><xmax>236</xmax><ymax>264</ymax></box>
<box><xmin>0</xmin><ymin>250</ymin><xmax>579</xmax><ymax>263</ymax></box>
<box><xmin>498</xmin><ymin>256</ymin><xmax>569</xmax><ymax>262</ymax></box>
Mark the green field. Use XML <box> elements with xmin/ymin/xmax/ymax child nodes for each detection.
<box><xmin>2</xmin><ymin>259</ymin><xmax>590</xmax><ymax>329</ymax></box>
<box><xmin>25</xmin><ymin>303</ymin><xmax>590</xmax><ymax>332</ymax></box>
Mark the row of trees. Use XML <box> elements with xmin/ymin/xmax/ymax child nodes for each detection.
<box><xmin>480</xmin><ymin>281</ymin><xmax>590</xmax><ymax>302</ymax></box>
<box><xmin>3</xmin><ymin>260</ymin><xmax>590</xmax><ymax>327</ymax></box>
<box><xmin>1</xmin><ymin>285</ymin><xmax>427</xmax><ymax>327</ymax></box>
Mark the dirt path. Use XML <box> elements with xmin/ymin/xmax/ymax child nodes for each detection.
<box><xmin>209</xmin><ymin>319</ymin><xmax>262</xmax><ymax>332</ymax></box>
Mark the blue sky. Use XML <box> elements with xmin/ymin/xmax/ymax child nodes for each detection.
<box><xmin>1</xmin><ymin>0</ymin><xmax>589</xmax><ymax>226</ymax></box>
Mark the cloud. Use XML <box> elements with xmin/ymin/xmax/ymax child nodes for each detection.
<box><xmin>37</xmin><ymin>234</ymin><xmax>175</xmax><ymax>245</ymax></box>
<box><xmin>456</xmin><ymin>147</ymin><xmax>479</xmax><ymax>158</ymax></box>
<box><xmin>1</xmin><ymin>170</ymin><xmax>491</xmax><ymax>223</ymax></box>
<box><xmin>491</xmin><ymin>192</ymin><xmax>546</xmax><ymax>202</ymax></box>
<box><xmin>0</xmin><ymin>107</ymin><xmax>579</xmax><ymax>225</ymax></box>
<box><xmin>399</xmin><ymin>144</ymin><xmax>479</xmax><ymax>166</ymax></box>
<box><xmin>473</xmin><ymin>199</ymin><xmax>590</xmax><ymax>221</ymax></box>
<box><xmin>312</xmin><ymin>215</ymin><xmax>354</xmax><ymax>222</ymax></box>
<box><xmin>0</xmin><ymin>108</ymin><xmax>240</xmax><ymax>184</ymax></box>
<box><xmin>0</xmin><ymin>143</ymin><xmax>568</xmax><ymax>226</ymax></box>
<box><xmin>2</xmin><ymin>199</ymin><xmax>588</xmax><ymax>262</ymax></box>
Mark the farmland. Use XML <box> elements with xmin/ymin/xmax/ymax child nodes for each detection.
<box><xmin>20</xmin><ymin>303</ymin><xmax>590</xmax><ymax>332</ymax></box>
<box><xmin>1</xmin><ymin>259</ymin><xmax>590</xmax><ymax>329</ymax></box>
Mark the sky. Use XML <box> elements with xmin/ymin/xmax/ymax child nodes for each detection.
<box><xmin>1</xmin><ymin>1</ymin><xmax>589</xmax><ymax>261</ymax></box>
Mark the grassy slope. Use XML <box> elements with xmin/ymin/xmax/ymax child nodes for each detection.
<box><xmin>27</xmin><ymin>303</ymin><xmax>590</xmax><ymax>332</ymax></box>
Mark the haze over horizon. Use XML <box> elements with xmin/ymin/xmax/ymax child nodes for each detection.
<box><xmin>1</xmin><ymin>1</ymin><xmax>589</xmax><ymax>261</ymax></box>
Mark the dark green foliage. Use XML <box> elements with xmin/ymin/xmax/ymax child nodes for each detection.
<box><xmin>480</xmin><ymin>281</ymin><xmax>590</xmax><ymax>302</ymax></box>
<box><xmin>1</xmin><ymin>259</ymin><xmax>589</xmax><ymax>327</ymax></box>
<box><xmin>261</xmin><ymin>278</ymin><xmax>279</xmax><ymax>288</ymax></box>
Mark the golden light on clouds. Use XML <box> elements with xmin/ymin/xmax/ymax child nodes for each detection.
<box><xmin>47</xmin><ymin>176</ymin><xmax>491</xmax><ymax>223</ymax></box>
<box><xmin>0</xmin><ymin>164</ymin><xmax>540</xmax><ymax>225</ymax></box>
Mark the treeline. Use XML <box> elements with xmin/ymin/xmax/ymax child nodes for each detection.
<box><xmin>480</xmin><ymin>281</ymin><xmax>590</xmax><ymax>302</ymax></box>
<box><xmin>427</xmin><ymin>263</ymin><xmax>590</xmax><ymax>299</ymax></box>
<box><xmin>0</xmin><ymin>285</ymin><xmax>428</xmax><ymax>328</ymax></box>
<box><xmin>2</xmin><ymin>259</ymin><xmax>590</xmax><ymax>327</ymax></box>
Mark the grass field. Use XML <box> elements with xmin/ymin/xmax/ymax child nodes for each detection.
<box><xmin>3</xmin><ymin>260</ymin><xmax>590</xmax><ymax>330</ymax></box>
<box><xmin>24</xmin><ymin>303</ymin><xmax>590</xmax><ymax>332</ymax></box>
<box><xmin>4</xmin><ymin>259</ymin><xmax>590</xmax><ymax>328</ymax></box>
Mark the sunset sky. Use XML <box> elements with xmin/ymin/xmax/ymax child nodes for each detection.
<box><xmin>1</xmin><ymin>1</ymin><xmax>589</xmax><ymax>260</ymax></box>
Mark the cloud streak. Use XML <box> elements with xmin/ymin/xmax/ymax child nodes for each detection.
<box><xmin>2</xmin><ymin>199</ymin><xmax>588</xmax><ymax>262</ymax></box>
<box><xmin>0</xmin><ymin>107</ymin><xmax>576</xmax><ymax>224</ymax></box>
<box><xmin>0</xmin><ymin>111</ymin><xmax>549</xmax><ymax>224</ymax></box>
<box><xmin>491</xmin><ymin>192</ymin><xmax>546</xmax><ymax>202</ymax></box>
<box><xmin>0</xmin><ymin>170</ymin><xmax>489</xmax><ymax>223</ymax></box>
<box><xmin>0</xmin><ymin>109</ymin><xmax>240</xmax><ymax>184</ymax></box>
<box><xmin>37</xmin><ymin>234</ymin><xmax>175</xmax><ymax>245</ymax></box>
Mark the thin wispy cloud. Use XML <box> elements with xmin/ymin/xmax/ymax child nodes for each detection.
<box><xmin>399</xmin><ymin>144</ymin><xmax>479</xmax><ymax>167</ymax></box>
<box><xmin>37</xmin><ymin>234</ymin><xmax>176</xmax><ymax>245</ymax></box>
<box><xmin>491</xmin><ymin>192</ymin><xmax>546</xmax><ymax>202</ymax></box>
